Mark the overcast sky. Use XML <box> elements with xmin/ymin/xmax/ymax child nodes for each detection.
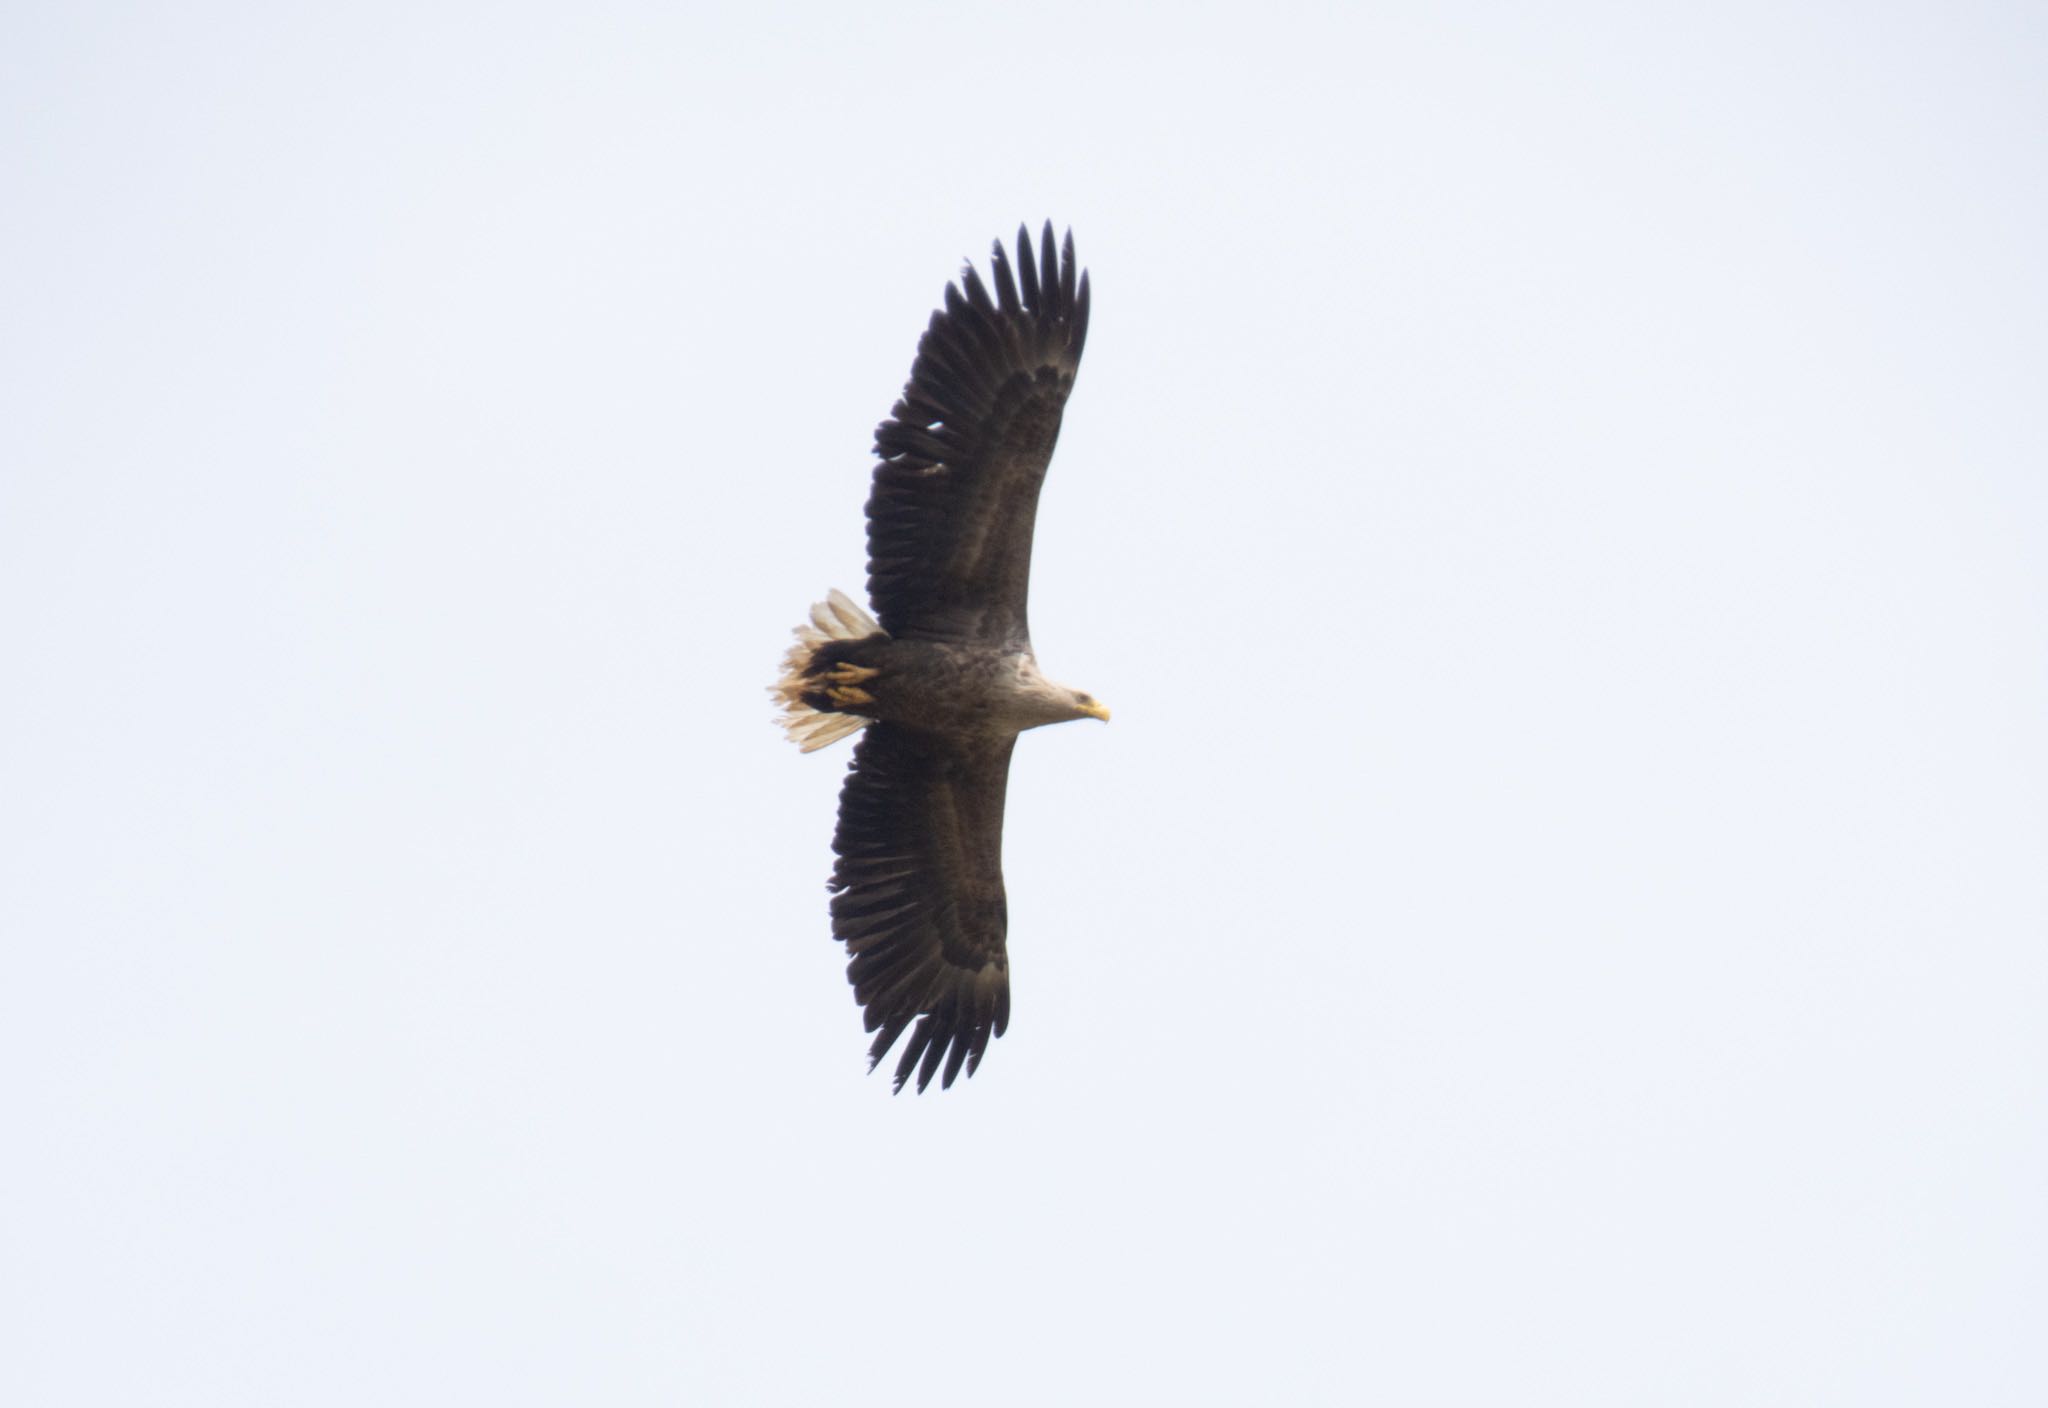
<box><xmin>4</xmin><ymin>3</ymin><xmax>2044</xmax><ymax>1403</ymax></box>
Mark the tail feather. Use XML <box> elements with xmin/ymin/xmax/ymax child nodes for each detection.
<box><xmin>773</xmin><ymin>589</ymin><xmax>885</xmax><ymax>752</ymax></box>
<box><xmin>810</xmin><ymin>590</ymin><xmax>877</xmax><ymax>640</ymax></box>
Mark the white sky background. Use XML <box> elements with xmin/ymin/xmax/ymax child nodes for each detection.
<box><xmin>3</xmin><ymin>2</ymin><xmax>2044</xmax><ymax>1402</ymax></box>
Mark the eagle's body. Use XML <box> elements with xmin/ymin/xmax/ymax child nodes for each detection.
<box><xmin>800</xmin><ymin>631</ymin><xmax>1089</xmax><ymax>737</ymax></box>
<box><xmin>774</xmin><ymin>224</ymin><xmax>1102</xmax><ymax>1093</ymax></box>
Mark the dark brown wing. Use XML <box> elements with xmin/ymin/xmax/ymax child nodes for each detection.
<box><xmin>829</xmin><ymin>723</ymin><xmax>1015</xmax><ymax>1092</ymax></box>
<box><xmin>867</xmin><ymin>223</ymin><xmax>1090</xmax><ymax>647</ymax></box>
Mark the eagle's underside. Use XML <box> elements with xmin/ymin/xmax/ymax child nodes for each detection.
<box><xmin>775</xmin><ymin>223</ymin><xmax>1097</xmax><ymax>1092</ymax></box>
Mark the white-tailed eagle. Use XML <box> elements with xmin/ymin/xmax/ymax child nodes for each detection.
<box><xmin>773</xmin><ymin>224</ymin><xmax>1104</xmax><ymax>1092</ymax></box>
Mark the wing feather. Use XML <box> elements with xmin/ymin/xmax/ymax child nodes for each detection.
<box><xmin>830</xmin><ymin>724</ymin><xmax>1016</xmax><ymax>1092</ymax></box>
<box><xmin>865</xmin><ymin>223</ymin><xmax>1089</xmax><ymax>646</ymax></box>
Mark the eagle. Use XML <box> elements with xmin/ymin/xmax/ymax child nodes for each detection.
<box><xmin>773</xmin><ymin>223</ymin><xmax>1105</xmax><ymax>1093</ymax></box>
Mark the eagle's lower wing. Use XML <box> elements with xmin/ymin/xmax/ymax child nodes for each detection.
<box><xmin>866</xmin><ymin>223</ymin><xmax>1089</xmax><ymax>647</ymax></box>
<box><xmin>830</xmin><ymin>723</ymin><xmax>1015</xmax><ymax>1092</ymax></box>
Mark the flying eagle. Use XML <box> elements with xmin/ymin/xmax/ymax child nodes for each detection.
<box><xmin>774</xmin><ymin>223</ymin><xmax>1105</xmax><ymax>1093</ymax></box>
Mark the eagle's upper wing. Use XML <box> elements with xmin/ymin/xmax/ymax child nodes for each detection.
<box><xmin>830</xmin><ymin>723</ymin><xmax>1015</xmax><ymax>1092</ymax></box>
<box><xmin>866</xmin><ymin>223</ymin><xmax>1090</xmax><ymax>647</ymax></box>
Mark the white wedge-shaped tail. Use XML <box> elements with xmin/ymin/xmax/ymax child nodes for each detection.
<box><xmin>773</xmin><ymin>589</ymin><xmax>886</xmax><ymax>752</ymax></box>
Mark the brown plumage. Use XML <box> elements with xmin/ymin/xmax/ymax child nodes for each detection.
<box><xmin>773</xmin><ymin>224</ymin><xmax>1106</xmax><ymax>1091</ymax></box>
